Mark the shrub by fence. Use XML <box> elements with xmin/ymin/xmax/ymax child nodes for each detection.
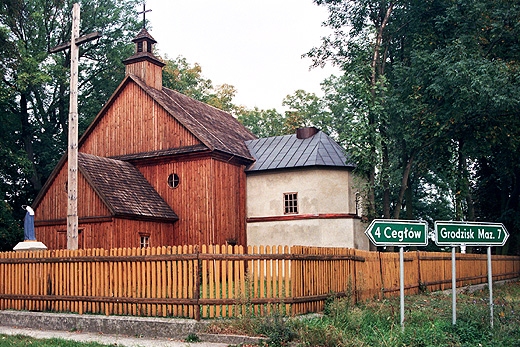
<box><xmin>0</xmin><ymin>245</ymin><xmax>518</xmax><ymax>320</ymax></box>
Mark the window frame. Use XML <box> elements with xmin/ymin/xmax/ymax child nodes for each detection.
<box><xmin>283</xmin><ymin>192</ymin><xmax>299</xmax><ymax>215</ymax></box>
<box><xmin>139</xmin><ymin>233</ymin><xmax>150</xmax><ymax>249</ymax></box>
<box><xmin>167</xmin><ymin>173</ymin><xmax>180</xmax><ymax>189</ymax></box>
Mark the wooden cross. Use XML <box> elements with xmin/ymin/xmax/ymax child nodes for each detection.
<box><xmin>49</xmin><ymin>3</ymin><xmax>101</xmax><ymax>250</ymax></box>
<box><xmin>138</xmin><ymin>3</ymin><xmax>152</xmax><ymax>29</ymax></box>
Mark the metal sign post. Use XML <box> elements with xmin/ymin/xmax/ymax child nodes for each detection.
<box><xmin>451</xmin><ymin>246</ymin><xmax>457</xmax><ymax>325</ymax></box>
<box><xmin>435</xmin><ymin>221</ymin><xmax>509</xmax><ymax>327</ymax></box>
<box><xmin>399</xmin><ymin>246</ymin><xmax>405</xmax><ymax>330</ymax></box>
<box><xmin>365</xmin><ymin>219</ymin><xmax>429</xmax><ymax>330</ymax></box>
<box><xmin>487</xmin><ymin>246</ymin><xmax>494</xmax><ymax>328</ymax></box>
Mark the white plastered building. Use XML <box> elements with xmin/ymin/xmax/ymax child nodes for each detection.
<box><xmin>245</xmin><ymin>127</ymin><xmax>369</xmax><ymax>250</ymax></box>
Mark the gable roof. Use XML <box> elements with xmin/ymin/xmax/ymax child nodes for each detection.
<box><xmin>147</xmin><ymin>79</ymin><xmax>256</xmax><ymax>160</ymax></box>
<box><xmin>78</xmin><ymin>152</ymin><xmax>178</xmax><ymax>221</ymax></box>
<box><xmin>245</xmin><ymin>130</ymin><xmax>356</xmax><ymax>172</ymax></box>
<box><xmin>79</xmin><ymin>74</ymin><xmax>257</xmax><ymax>162</ymax></box>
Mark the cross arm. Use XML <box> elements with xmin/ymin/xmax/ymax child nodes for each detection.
<box><xmin>49</xmin><ymin>31</ymin><xmax>102</xmax><ymax>53</ymax></box>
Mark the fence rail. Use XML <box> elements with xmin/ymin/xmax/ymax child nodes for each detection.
<box><xmin>0</xmin><ymin>246</ymin><xmax>519</xmax><ymax>319</ymax></box>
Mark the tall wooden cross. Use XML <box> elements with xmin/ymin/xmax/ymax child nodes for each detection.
<box><xmin>138</xmin><ymin>3</ymin><xmax>152</xmax><ymax>29</ymax></box>
<box><xmin>49</xmin><ymin>3</ymin><xmax>101</xmax><ymax>250</ymax></box>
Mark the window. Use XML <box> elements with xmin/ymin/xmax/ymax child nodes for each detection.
<box><xmin>283</xmin><ymin>192</ymin><xmax>298</xmax><ymax>214</ymax></box>
<box><xmin>140</xmin><ymin>234</ymin><xmax>150</xmax><ymax>248</ymax></box>
<box><xmin>167</xmin><ymin>173</ymin><xmax>180</xmax><ymax>189</ymax></box>
<box><xmin>137</xmin><ymin>41</ymin><xmax>143</xmax><ymax>52</ymax></box>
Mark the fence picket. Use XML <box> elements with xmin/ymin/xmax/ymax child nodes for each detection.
<box><xmin>0</xmin><ymin>246</ymin><xmax>518</xmax><ymax>320</ymax></box>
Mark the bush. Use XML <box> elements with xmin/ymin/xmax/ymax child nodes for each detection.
<box><xmin>253</xmin><ymin>309</ymin><xmax>296</xmax><ymax>346</ymax></box>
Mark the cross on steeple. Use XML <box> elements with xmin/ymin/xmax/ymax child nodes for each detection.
<box><xmin>138</xmin><ymin>3</ymin><xmax>152</xmax><ymax>29</ymax></box>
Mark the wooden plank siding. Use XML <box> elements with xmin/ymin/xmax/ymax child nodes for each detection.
<box><xmin>1</xmin><ymin>246</ymin><xmax>518</xmax><ymax>319</ymax></box>
<box><xmin>80</xmin><ymin>81</ymin><xmax>201</xmax><ymax>157</ymax></box>
<box><xmin>136</xmin><ymin>157</ymin><xmax>247</xmax><ymax>246</ymax></box>
<box><xmin>36</xmin><ymin>219</ymin><xmax>174</xmax><ymax>250</ymax></box>
<box><xmin>34</xmin><ymin>157</ymin><xmax>176</xmax><ymax>249</ymax></box>
<box><xmin>125</xmin><ymin>61</ymin><xmax>163</xmax><ymax>90</ymax></box>
<box><xmin>35</xmin><ymin>164</ymin><xmax>110</xmax><ymax>224</ymax></box>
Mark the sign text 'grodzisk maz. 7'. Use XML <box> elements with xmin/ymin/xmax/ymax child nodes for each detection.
<box><xmin>434</xmin><ymin>221</ymin><xmax>509</xmax><ymax>246</ymax></box>
<box><xmin>365</xmin><ymin>219</ymin><xmax>428</xmax><ymax>247</ymax></box>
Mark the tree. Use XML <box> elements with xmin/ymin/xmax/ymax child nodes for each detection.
<box><xmin>309</xmin><ymin>0</ymin><xmax>520</xmax><ymax>253</ymax></box>
<box><xmin>0</xmin><ymin>0</ymin><xmax>141</xmax><ymax>247</ymax></box>
<box><xmin>307</xmin><ymin>0</ymin><xmax>395</xmax><ymax>219</ymax></box>
<box><xmin>162</xmin><ymin>55</ymin><xmax>238</xmax><ymax>113</ymax></box>
<box><xmin>236</xmin><ymin>107</ymin><xmax>285</xmax><ymax>138</ymax></box>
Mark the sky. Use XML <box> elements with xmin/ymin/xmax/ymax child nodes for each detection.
<box><xmin>144</xmin><ymin>0</ymin><xmax>339</xmax><ymax>111</ymax></box>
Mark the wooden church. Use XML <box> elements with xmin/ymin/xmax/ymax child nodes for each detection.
<box><xmin>32</xmin><ymin>28</ymin><xmax>257</xmax><ymax>249</ymax></box>
<box><xmin>33</xmin><ymin>27</ymin><xmax>367</xmax><ymax>251</ymax></box>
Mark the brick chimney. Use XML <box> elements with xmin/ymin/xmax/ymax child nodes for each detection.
<box><xmin>123</xmin><ymin>28</ymin><xmax>165</xmax><ymax>89</ymax></box>
<box><xmin>296</xmin><ymin>127</ymin><xmax>319</xmax><ymax>139</ymax></box>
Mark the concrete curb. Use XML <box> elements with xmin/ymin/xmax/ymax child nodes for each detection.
<box><xmin>0</xmin><ymin>310</ymin><xmax>265</xmax><ymax>345</ymax></box>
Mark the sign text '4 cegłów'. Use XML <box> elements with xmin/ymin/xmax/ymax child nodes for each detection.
<box><xmin>434</xmin><ymin>221</ymin><xmax>509</xmax><ymax>246</ymax></box>
<box><xmin>365</xmin><ymin>219</ymin><xmax>428</xmax><ymax>247</ymax></box>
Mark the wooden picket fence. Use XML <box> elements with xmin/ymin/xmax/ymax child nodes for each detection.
<box><xmin>0</xmin><ymin>245</ymin><xmax>518</xmax><ymax>320</ymax></box>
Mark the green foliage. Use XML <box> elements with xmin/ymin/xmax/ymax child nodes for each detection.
<box><xmin>254</xmin><ymin>309</ymin><xmax>296</xmax><ymax>346</ymax></box>
<box><xmin>292</xmin><ymin>281</ymin><xmax>520</xmax><ymax>347</ymax></box>
<box><xmin>0</xmin><ymin>0</ymin><xmax>141</xmax><ymax>244</ymax></box>
<box><xmin>184</xmin><ymin>333</ymin><xmax>200</xmax><ymax>342</ymax></box>
<box><xmin>207</xmin><ymin>305</ymin><xmax>297</xmax><ymax>347</ymax></box>
<box><xmin>0</xmin><ymin>200</ymin><xmax>23</xmax><ymax>251</ymax></box>
<box><xmin>307</xmin><ymin>0</ymin><xmax>520</xmax><ymax>250</ymax></box>
<box><xmin>0</xmin><ymin>335</ymin><xmax>110</xmax><ymax>347</ymax></box>
<box><xmin>236</xmin><ymin>107</ymin><xmax>285</xmax><ymax>138</ymax></box>
<box><xmin>162</xmin><ymin>55</ymin><xmax>238</xmax><ymax>113</ymax></box>
<box><xmin>162</xmin><ymin>56</ymin><xmax>214</xmax><ymax>101</ymax></box>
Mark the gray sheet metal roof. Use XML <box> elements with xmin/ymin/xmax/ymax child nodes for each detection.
<box><xmin>245</xmin><ymin>131</ymin><xmax>356</xmax><ymax>172</ymax></box>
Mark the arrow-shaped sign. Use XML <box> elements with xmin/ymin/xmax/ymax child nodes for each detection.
<box><xmin>365</xmin><ymin>219</ymin><xmax>428</xmax><ymax>247</ymax></box>
<box><xmin>435</xmin><ymin>221</ymin><xmax>509</xmax><ymax>246</ymax></box>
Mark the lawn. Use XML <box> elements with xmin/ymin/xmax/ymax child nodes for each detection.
<box><xmin>212</xmin><ymin>280</ymin><xmax>520</xmax><ymax>346</ymax></box>
<box><xmin>0</xmin><ymin>334</ymin><xmax>108</xmax><ymax>347</ymax></box>
<box><xmin>1</xmin><ymin>280</ymin><xmax>519</xmax><ymax>347</ymax></box>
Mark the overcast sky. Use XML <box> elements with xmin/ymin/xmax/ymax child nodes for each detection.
<box><xmin>144</xmin><ymin>0</ymin><xmax>339</xmax><ymax>111</ymax></box>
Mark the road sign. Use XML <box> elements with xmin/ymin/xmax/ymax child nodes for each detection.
<box><xmin>434</xmin><ymin>221</ymin><xmax>509</xmax><ymax>246</ymax></box>
<box><xmin>365</xmin><ymin>219</ymin><xmax>428</xmax><ymax>247</ymax></box>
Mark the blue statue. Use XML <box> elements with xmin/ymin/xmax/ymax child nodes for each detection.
<box><xmin>23</xmin><ymin>206</ymin><xmax>36</xmax><ymax>241</ymax></box>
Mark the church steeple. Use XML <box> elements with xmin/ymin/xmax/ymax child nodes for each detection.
<box><xmin>123</xmin><ymin>27</ymin><xmax>165</xmax><ymax>89</ymax></box>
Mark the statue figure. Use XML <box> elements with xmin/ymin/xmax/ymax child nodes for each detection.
<box><xmin>23</xmin><ymin>205</ymin><xmax>36</xmax><ymax>241</ymax></box>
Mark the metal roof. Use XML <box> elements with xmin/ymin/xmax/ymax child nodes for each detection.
<box><xmin>245</xmin><ymin>131</ymin><xmax>356</xmax><ymax>172</ymax></box>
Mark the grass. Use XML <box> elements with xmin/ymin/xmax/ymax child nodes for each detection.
<box><xmin>0</xmin><ymin>335</ymin><xmax>109</xmax><ymax>347</ymax></box>
<box><xmin>208</xmin><ymin>280</ymin><xmax>520</xmax><ymax>346</ymax></box>
<box><xmin>1</xmin><ymin>281</ymin><xmax>518</xmax><ymax>347</ymax></box>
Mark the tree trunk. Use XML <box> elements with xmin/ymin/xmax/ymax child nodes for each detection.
<box><xmin>367</xmin><ymin>2</ymin><xmax>394</xmax><ymax>220</ymax></box>
<box><xmin>393</xmin><ymin>152</ymin><xmax>416</xmax><ymax>219</ymax></box>
<box><xmin>382</xmin><ymin>140</ymin><xmax>390</xmax><ymax>218</ymax></box>
<box><xmin>20</xmin><ymin>92</ymin><xmax>42</xmax><ymax>191</ymax></box>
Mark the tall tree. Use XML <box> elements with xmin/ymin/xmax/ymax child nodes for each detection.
<box><xmin>307</xmin><ymin>0</ymin><xmax>395</xmax><ymax>219</ymax></box>
<box><xmin>162</xmin><ymin>55</ymin><xmax>240</xmax><ymax>113</ymax></box>
<box><xmin>0</xmin><ymin>0</ymin><xmax>141</xmax><ymax>248</ymax></box>
<box><xmin>309</xmin><ymin>0</ymin><xmax>520</xmax><ymax>253</ymax></box>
